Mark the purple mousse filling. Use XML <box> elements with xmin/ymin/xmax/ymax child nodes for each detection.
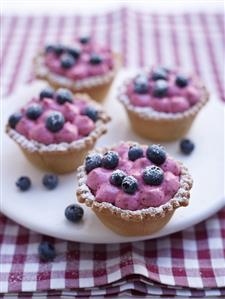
<box><xmin>85</xmin><ymin>143</ymin><xmax>181</xmax><ymax>211</ymax></box>
<box><xmin>125</xmin><ymin>66</ymin><xmax>203</xmax><ymax>113</ymax></box>
<box><xmin>44</xmin><ymin>38</ymin><xmax>114</xmax><ymax>80</ymax></box>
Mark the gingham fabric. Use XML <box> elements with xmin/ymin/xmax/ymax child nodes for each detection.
<box><xmin>1</xmin><ymin>8</ymin><xmax>225</xmax><ymax>298</ymax></box>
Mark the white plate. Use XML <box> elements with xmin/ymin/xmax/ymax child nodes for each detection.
<box><xmin>1</xmin><ymin>71</ymin><xmax>224</xmax><ymax>243</ymax></box>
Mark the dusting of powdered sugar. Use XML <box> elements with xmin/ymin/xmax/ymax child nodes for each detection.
<box><xmin>7</xmin><ymin>120</ymin><xmax>106</xmax><ymax>153</ymax></box>
<box><xmin>76</xmin><ymin>142</ymin><xmax>193</xmax><ymax>220</ymax></box>
<box><xmin>118</xmin><ymin>79</ymin><xmax>209</xmax><ymax>121</ymax></box>
<box><xmin>35</xmin><ymin>55</ymin><xmax>117</xmax><ymax>90</ymax></box>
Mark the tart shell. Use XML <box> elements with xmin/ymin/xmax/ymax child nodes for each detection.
<box><xmin>118</xmin><ymin>83</ymin><xmax>209</xmax><ymax>141</ymax></box>
<box><xmin>76</xmin><ymin>142</ymin><xmax>193</xmax><ymax>236</ymax></box>
<box><xmin>6</xmin><ymin>94</ymin><xmax>111</xmax><ymax>174</ymax></box>
<box><xmin>34</xmin><ymin>53</ymin><xmax>121</xmax><ymax>103</ymax></box>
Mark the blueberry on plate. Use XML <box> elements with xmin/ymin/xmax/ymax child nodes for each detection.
<box><xmin>39</xmin><ymin>87</ymin><xmax>54</xmax><ymax>100</ymax></box>
<box><xmin>152</xmin><ymin>80</ymin><xmax>168</xmax><ymax>97</ymax></box>
<box><xmin>65</xmin><ymin>204</ymin><xmax>84</xmax><ymax>223</ymax></box>
<box><xmin>45</xmin><ymin>111</ymin><xmax>65</xmax><ymax>133</ymax></box>
<box><xmin>82</xmin><ymin>106</ymin><xmax>98</xmax><ymax>122</ymax></box>
<box><xmin>66</xmin><ymin>47</ymin><xmax>81</xmax><ymax>59</ymax></box>
<box><xmin>128</xmin><ymin>145</ymin><xmax>144</xmax><ymax>161</ymax></box>
<box><xmin>16</xmin><ymin>176</ymin><xmax>31</xmax><ymax>191</ymax></box>
<box><xmin>89</xmin><ymin>53</ymin><xmax>103</xmax><ymax>65</ymax></box>
<box><xmin>53</xmin><ymin>44</ymin><xmax>64</xmax><ymax>55</ymax></box>
<box><xmin>60</xmin><ymin>53</ymin><xmax>76</xmax><ymax>69</ymax></box>
<box><xmin>175</xmin><ymin>75</ymin><xmax>189</xmax><ymax>88</ymax></box>
<box><xmin>151</xmin><ymin>67</ymin><xmax>168</xmax><ymax>81</ymax></box>
<box><xmin>42</xmin><ymin>174</ymin><xmax>58</xmax><ymax>190</ymax></box>
<box><xmin>146</xmin><ymin>144</ymin><xmax>166</xmax><ymax>165</ymax></box>
<box><xmin>134</xmin><ymin>75</ymin><xmax>149</xmax><ymax>94</ymax></box>
<box><xmin>142</xmin><ymin>165</ymin><xmax>164</xmax><ymax>186</ymax></box>
<box><xmin>102</xmin><ymin>151</ymin><xmax>119</xmax><ymax>169</ymax></box>
<box><xmin>79</xmin><ymin>36</ymin><xmax>90</xmax><ymax>44</ymax></box>
<box><xmin>56</xmin><ymin>88</ymin><xmax>73</xmax><ymax>104</ymax></box>
<box><xmin>85</xmin><ymin>153</ymin><xmax>102</xmax><ymax>173</ymax></box>
<box><xmin>8</xmin><ymin>112</ymin><xmax>22</xmax><ymax>129</ymax></box>
<box><xmin>180</xmin><ymin>139</ymin><xmax>195</xmax><ymax>155</ymax></box>
<box><xmin>38</xmin><ymin>241</ymin><xmax>56</xmax><ymax>262</ymax></box>
<box><xmin>110</xmin><ymin>169</ymin><xmax>126</xmax><ymax>187</ymax></box>
<box><xmin>122</xmin><ymin>176</ymin><xmax>138</xmax><ymax>194</ymax></box>
<box><xmin>26</xmin><ymin>104</ymin><xmax>43</xmax><ymax>120</ymax></box>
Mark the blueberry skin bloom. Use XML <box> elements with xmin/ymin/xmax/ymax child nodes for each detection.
<box><xmin>60</xmin><ymin>54</ymin><xmax>76</xmax><ymax>69</ymax></box>
<box><xmin>146</xmin><ymin>145</ymin><xmax>166</xmax><ymax>166</ymax></box>
<box><xmin>26</xmin><ymin>104</ymin><xmax>43</xmax><ymax>120</ymax></box>
<box><xmin>83</xmin><ymin>106</ymin><xmax>98</xmax><ymax>122</ymax></box>
<box><xmin>8</xmin><ymin>112</ymin><xmax>22</xmax><ymax>129</ymax></box>
<box><xmin>142</xmin><ymin>165</ymin><xmax>164</xmax><ymax>186</ymax></box>
<box><xmin>180</xmin><ymin>139</ymin><xmax>195</xmax><ymax>155</ymax></box>
<box><xmin>133</xmin><ymin>75</ymin><xmax>149</xmax><ymax>94</ymax></box>
<box><xmin>128</xmin><ymin>145</ymin><xmax>144</xmax><ymax>161</ymax></box>
<box><xmin>152</xmin><ymin>80</ymin><xmax>168</xmax><ymax>98</ymax></box>
<box><xmin>102</xmin><ymin>151</ymin><xmax>119</xmax><ymax>170</ymax></box>
<box><xmin>89</xmin><ymin>53</ymin><xmax>103</xmax><ymax>65</ymax></box>
<box><xmin>110</xmin><ymin>169</ymin><xmax>126</xmax><ymax>187</ymax></box>
<box><xmin>38</xmin><ymin>241</ymin><xmax>56</xmax><ymax>262</ymax></box>
<box><xmin>16</xmin><ymin>176</ymin><xmax>31</xmax><ymax>191</ymax></box>
<box><xmin>65</xmin><ymin>204</ymin><xmax>84</xmax><ymax>223</ymax></box>
<box><xmin>85</xmin><ymin>153</ymin><xmax>102</xmax><ymax>173</ymax></box>
<box><xmin>175</xmin><ymin>75</ymin><xmax>189</xmax><ymax>88</ymax></box>
<box><xmin>56</xmin><ymin>88</ymin><xmax>73</xmax><ymax>104</ymax></box>
<box><xmin>42</xmin><ymin>174</ymin><xmax>58</xmax><ymax>190</ymax></box>
<box><xmin>39</xmin><ymin>87</ymin><xmax>54</xmax><ymax>100</ymax></box>
<box><xmin>121</xmin><ymin>176</ymin><xmax>138</xmax><ymax>194</ymax></box>
<box><xmin>45</xmin><ymin>111</ymin><xmax>65</xmax><ymax>133</ymax></box>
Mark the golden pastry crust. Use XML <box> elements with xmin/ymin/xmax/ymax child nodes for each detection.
<box><xmin>76</xmin><ymin>142</ymin><xmax>193</xmax><ymax>236</ymax></box>
<box><xmin>6</xmin><ymin>94</ymin><xmax>111</xmax><ymax>174</ymax></box>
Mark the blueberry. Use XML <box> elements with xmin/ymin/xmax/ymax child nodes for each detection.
<box><xmin>110</xmin><ymin>170</ymin><xmax>126</xmax><ymax>187</ymax></box>
<box><xmin>82</xmin><ymin>106</ymin><xmax>98</xmax><ymax>122</ymax></box>
<box><xmin>38</xmin><ymin>241</ymin><xmax>56</xmax><ymax>262</ymax></box>
<box><xmin>142</xmin><ymin>165</ymin><xmax>164</xmax><ymax>186</ymax></box>
<box><xmin>79</xmin><ymin>36</ymin><xmax>90</xmax><ymax>44</ymax></box>
<box><xmin>146</xmin><ymin>145</ymin><xmax>166</xmax><ymax>165</ymax></box>
<box><xmin>180</xmin><ymin>139</ymin><xmax>195</xmax><ymax>155</ymax></box>
<box><xmin>39</xmin><ymin>87</ymin><xmax>54</xmax><ymax>100</ymax></box>
<box><xmin>122</xmin><ymin>176</ymin><xmax>138</xmax><ymax>194</ymax></box>
<box><xmin>128</xmin><ymin>145</ymin><xmax>144</xmax><ymax>161</ymax></box>
<box><xmin>56</xmin><ymin>88</ymin><xmax>73</xmax><ymax>104</ymax></box>
<box><xmin>85</xmin><ymin>153</ymin><xmax>102</xmax><ymax>173</ymax></box>
<box><xmin>45</xmin><ymin>44</ymin><xmax>55</xmax><ymax>53</ymax></box>
<box><xmin>8</xmin><ymin>112</ymin><xmax>22</xmax><ymax>129</ymax></box>
<box><xmin>102</xmin><ymin>151</ymin><xmax>119</xmax><ymax>169</ymax></box>
<box><xmin>26</xmin><ymin>104</ymin><xmax>43</xmax><ymax>120</ymax></box>
<box><xmin>151</xmin><ymin>67</ymin><xmax>168</xmax><ymax>81</ymax></box>
<box><xmin>16</xmin><ymin>176</ymin><xmax>31</xmax><ymax>191</ymax></box>
<box><xmin>89</xmin><ymin>53</ymin><xmax>103</xmax><ymax>65</ymax></box>
<box><xmin>66</xmin><ymin>47</ymin><xmax>81</xmax><ymax>59</ymax></box>
<box><xmin>60</xmin><ymin>54</ymin><xmax>75</xmax><ymax>69</ymax></box>
<box><xmin>45</xmin><ymin>111</ymin><xmax>65</xmax><ymax>132</ymax></box>
<box><xmin>65</xmin><ymin>204</ymin><xmax>84</xmax><ymax>223</ymax></box>
<box><xmin>42</xmin><ymin>174</ymin><xmax>58</xmax><ymax>190</ymax></box>
<box><xmin>175</xmin><ymin>75</ymin><xmax>189</xmax><ymax>88</ymax></box>
<box><xmin>53</xmin><ymin>44</ymin><xmax>64</xmax><ymax>55</ymax></box>
<box><xmin>153</xmin><ymin>80</ymin><xmax>168</xmax><ymax>97</ymax></box>
<box><xmin>134</xmin><ymin>75</ymin><xmax>149</xmax><ymax>94</ymax></box>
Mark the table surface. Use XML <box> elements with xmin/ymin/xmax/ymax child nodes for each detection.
<box><xmin>2</xmin><ymin>0</ymin><xmax>224</xmax><ymax>15</ymax></box>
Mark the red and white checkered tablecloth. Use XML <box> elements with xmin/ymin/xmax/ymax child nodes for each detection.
<box><xmin>1</xmin><ymin>8</ymin><xmax>225</xmax><ymax>298</ymax></box>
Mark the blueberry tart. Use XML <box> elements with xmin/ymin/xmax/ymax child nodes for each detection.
<box><xmin>6</xmin><ymin>86</ymin><xmax>110</xmax><ymax>173</ymax></box>
<box><xmin>77</xmin><ymin>142</ymin><xmax>193</xmax><ymax>236</ymax></box>
<box><xmin>34</xmin><ymin>37</ymin><xmax>120</xmax><ymax>102</ymax></box>
<box><xmin>118</xmin><ymin>66</ymin><xmax>209</xmax><ymax>141</ymax></box>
